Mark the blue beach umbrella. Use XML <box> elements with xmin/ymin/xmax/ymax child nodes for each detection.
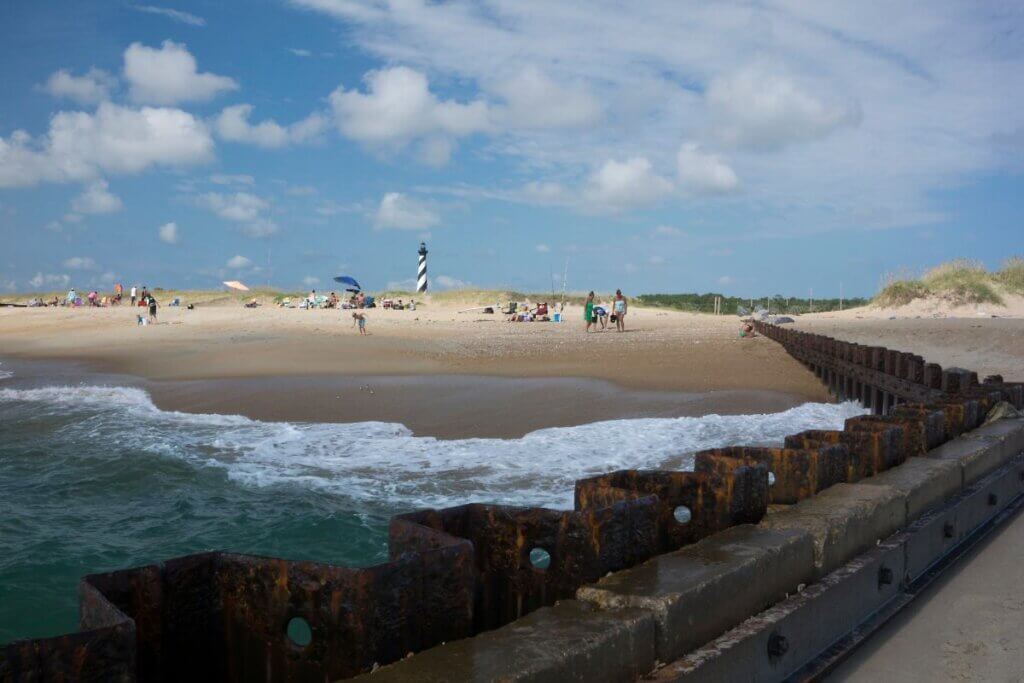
<box><xmin>332</xmin><ymin>275</ymin><xmax>361</xmax><ymax>291</ymax></box>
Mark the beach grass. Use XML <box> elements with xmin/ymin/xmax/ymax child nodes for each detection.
<box><xmin>873</xmin><ymin>258</ymin><xmax>1020</xmax><ymax>307</ymax></box>
<box><xmin>996</xmin><ymin>257</ymin><xmax>1024</xmax><ymax>295</ymax></box>
<box><xmin>874</xmin><ymin>278</ymin><xmax>932</xmax><ymax>307</ymax></box>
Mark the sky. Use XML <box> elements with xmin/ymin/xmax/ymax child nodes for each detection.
<box><xmin>1</xmin><ymin>1</ymin><xmax>1022</xmax><ymax>297</ymax></box>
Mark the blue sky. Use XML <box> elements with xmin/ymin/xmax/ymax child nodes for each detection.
<box><xmin>1</xmin><ymin>1</ymin><xmax>1022</xmax><ymax>297</ymax></box>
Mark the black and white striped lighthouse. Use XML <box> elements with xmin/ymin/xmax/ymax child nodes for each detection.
<box><xmin>416</xmin><ymin>242</ymin><xmax>428</xmax><ymax>293</ymax></box>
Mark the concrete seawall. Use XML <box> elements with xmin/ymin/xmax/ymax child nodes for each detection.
<box><xmin>3</xmin><ymin>323</ymin><xmax>1023</xmax><ymax>682</ymax></box>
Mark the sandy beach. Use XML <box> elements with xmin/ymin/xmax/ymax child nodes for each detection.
<box><xmin>3</xmin><ymin>298</ymin><xmax>1022</xmax><ymax>436</ymax></box>
<box><xmin>0</xmin><ymin>301</ymin><xmax>832</xmax><ymax>436</ymax></box>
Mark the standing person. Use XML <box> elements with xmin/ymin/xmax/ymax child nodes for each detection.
<box><xmin>583</xmin><ymin>291</ymin><xmax>595</xmax><ymax>332</ymax></box>
<box><xmin>147</xmin><ymin>294</ymin><xmax>158</xmax><ymax>324</ymax></box>
<box><xmin>351</xmin><ymin>311</ymin><xmax>367</xmax><ymax>335</ymax></box>
<box><xmin>613</xmin><ymin>289</ymin><xmax>627</xmax><ymax>332</ymax></box>
<box><xmin>130</xmin><ymin>284</ymin><xmax>137</xmax><ymax>306</ymax></box>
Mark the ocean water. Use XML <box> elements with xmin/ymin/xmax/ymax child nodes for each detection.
<box><xmin>0</xmin><ymin>373</ymin><xmax>865</xmax><ymax>643</ymax></box>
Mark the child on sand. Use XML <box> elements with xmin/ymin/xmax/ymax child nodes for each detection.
<box><xmin>352</xmin><ymin>311</ymin><xmax>367</xmax><ymax>335</ymax></box>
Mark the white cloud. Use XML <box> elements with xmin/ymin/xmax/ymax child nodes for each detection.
<box><xmin>226</xmin><ymin>255</ymin><xmax>251</xmax><ymax>269</ymax></box>
<box><xmin>63</xmin><ymin>256</ymin><xmax>98</xmax><ymax>270</ymax></box>
<box><xmin>124</xmin><ymin>40</ymin><xmax>237</xmax><ymax>105</ymax></box>
<box><xmin>649</xmin><ymin>255</ymin><xmax>666</xmax><ymax>265</ymax></box>
<box><xmin>215</xmin><ymin>104</ymin><xmax>327</xmax><ymax>148</ymax></box>
<box><xmin>583</xmin><ymin>157</ymin><xmax>673</xmax><ymax>209</ymax></box>
<box><xmin>286</xmin><ymin>1</ymin><xmax>1024</xmax><ymax>231</ymax></box>
<box><xmin>434</xmin><ymin>275</ymin><xmax>468</xmax><ymax>289</ymax></box>
<box><xmin>329</xmin><ymin>67</ymin><xmax>489</xmax><ymax>159</ymax></box>
<box><xmin>71</xmin><ymin>180</ymin><xmax>122</xmax><ymax>214</ymax></box>
<box><xmin>210</xmin><ymin>174</ymin><xmax>254</xmax><ymax>186</ymax></box>
<box><xmin>490</xmin><ymin>66</ymin><xmax>601</xmax><ymax>128</ymax></box>
<box><xmin>131</xmin><ymin>5</ymin><xmax>206</xmax><ymax>26</ymax></box>
<box><xmin>302</xmin><ymin>275</ymin><xmax>320</xmax><ymax>286</ymax></box>
<box><xmin>707</xmin><ymin>64</ymin><xmax>861</xmax><ymax>151</ymax></box>
<box><xmin>40</xmin><ymin>68</ymin><xmax>118</xmax><ymax>105</ymax></box>
<box><xmin>198</xmin><ymin>192</ymin><xmax>278</xmax><ymax>237</ymax></box>
<box><xmin>0</xmin><ymin>102</ymin><xmax>214</xmax><ymax>188</ymax></box>
<box><xmin>676</xmin><ymin>143</ymin><xmax>738</xmax><ymax>194</ymax></box>
<box><xmin>29</xmin><ymin>272</ymin><xmax>70</xmax><ymax>289</ymax></box>
<box><xmin>198</xmin><ymin>192</ymin><xmax>268</xmax><ymax>222</ymax></box>
<box><xmin>652</xmin><ymin>225</ymin><xmax>684</xmax><ymax>237</ymax></box>
<box><xmin>535</xmin><ymin>243</ymin><xmax>550</xmax><ymax>253</ymax></box>
<box><xmin>718</xmin><ymin>275</ymin><xmax>734</xmax><ymax>285</ymax></box>
<box><xmin>158</xmin><ymin>221</ymin><xmax>180</xmax><ymax>244</ymax></box>
<box><xmin>374</xmin><ymin>192</ymin><xmax>440</xmax><ymax>230</ymax></box>
<box><xmin>523</xmin><ymin>181</ymin><xmax>568</xmax><ymax>202</ymax></box>
<box><xmin>288</xmin><ymin>48</ymin><xmax>313</xmax><ymax>57</ymax></box>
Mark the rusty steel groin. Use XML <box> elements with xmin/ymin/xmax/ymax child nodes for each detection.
<box><xmin>3</xmin><ymin>322</ymin><xmax>1023</xmax><ymax>682</ymax></box>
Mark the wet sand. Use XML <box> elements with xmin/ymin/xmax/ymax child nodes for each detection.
<box><xmin>0</xmin><ymin>357</ymin><xmax>816</xmax><ymax>439</ymax></box>
<box><xmin>0</xmin><ymin>304</ymin><xmax>830</xmax><ymax>423</ymax></box>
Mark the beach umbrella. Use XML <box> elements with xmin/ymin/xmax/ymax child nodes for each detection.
<box><xmin>223</xmin><ymin>280</ymin><xmax>250</xmax><ymax>292</ymax></box>
<box><xmin>333</xmin><ymin>275</ymin><xmax>361</xmax><ymax>291</ymax></box>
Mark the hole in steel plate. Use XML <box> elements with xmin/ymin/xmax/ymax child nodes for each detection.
<box><xmin>529</xmin><ymin>547</ymin><xmax>551</xmax><ymax>570</ymax></box>
<box><xmin>673</xmin><ymin>506</ymin><xmax>692</xmax><ymax>524</ymax></box>
<box><xmin>287</xmin><ymin>616</ymin><xmax>312</xmax><ymax>648</ymax></box>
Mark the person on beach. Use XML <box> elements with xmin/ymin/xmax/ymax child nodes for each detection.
<box><xmin>147</xmin><ymin>295</ymin><xmax>158</xmax><ymax>324</ymax></box>
<box><xmin>584</xmin><ymin>291</ymin><xmax>596</xmax><ymax>332</ymax></box>
<box><xmin>352</xmin><ymin>311</ymin><xmax>367</xmax><ymax>335</ymax></box>
<box><xmin>593</xmin><ymin>303</ymin><xmax>608</xmax><ymax>330</ymax></box>
<box><xmin>613</xmin><ymin>289</ymin><xmax>627</xmax><ymax>332</ymax></box>
<box><xmin>130</xmin><ymin>285</ymin><xmax>137</xmax><ymax>306</ymax></box>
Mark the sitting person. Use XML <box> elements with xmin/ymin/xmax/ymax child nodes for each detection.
<box><xmin>739</xmin><ymin>322</ymin><xmax>756</xmax><ymax>338</ymax></box>
<box><xmin>328</xmin><ymin>292</ymin><xmax>340</xmax><ymax>308</ymax></box>
<box><xmin>244</xmin><ymin>298</ymin><xmax>259</xmax><ymax>308</ymax></box>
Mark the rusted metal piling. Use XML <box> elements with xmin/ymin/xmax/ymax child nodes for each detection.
<box><xmin>3</xmin><ymin>323</ymin><xmax>1023</xmax><ymax>682</ymax></box>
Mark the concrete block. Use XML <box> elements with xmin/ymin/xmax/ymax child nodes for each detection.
<box><xmin>350</xmin><ymin>600</ymin><xmax>656</xmax><ymax>683</ymax></box>
<box><xmin>926</xmin><ymin>418</ymin><xmax>1024</xmax><ymax>485</ymax></box>
<box><xmin>575</xmin><ymin>525</ymin><xmax>813</xmax><ymax>664</ymax></box>
<box><xmin>903</xmin><ymin>505</ymin><xmax>958</xmax><ymax>581</ymax></box>
<box><xmin>649</xmin><ymin>537</ymin><xmax>907</xmax><ymax>682</ymax></box>
<box><xmin>758</xmin><ymin>483</ymin><xmax>904</xmax><ymax>577</ymax></box>
<box><xmin>956</xmin><ymin>457</ymin><xmax>1024</xmax><ymax>535</ymax></box>
<box><xmin>857</xmin><ymin>457</ymin><xmax>962</xmax><ymax>522</ymax></box>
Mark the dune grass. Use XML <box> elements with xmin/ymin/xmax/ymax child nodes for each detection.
<box><xmin>996</xmin><ymin>256</ymin><xmax>1024</xmax><ymax>295</ymax></box>
<box><xmin>873</xmin><ymin>258</ymin><xmax>1021</xmax><ymax>307</ymax></box>
<box><xmin>873</xmin><ymin>279</ymin><xmax>932</xmax><ymax>307</ymax></box>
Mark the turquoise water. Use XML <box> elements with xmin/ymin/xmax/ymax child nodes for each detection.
<box><xmin>0</xmin><ymin>375</ymin><xmax>865</xmax><ymax>644</ymax></box>
<box><xmin>0</xmin><ymin>390</ymin><xmax>389</xmax><ymax>642</ymax></box>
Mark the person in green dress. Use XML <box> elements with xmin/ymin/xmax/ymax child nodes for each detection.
<box><xmin>584</xmin><ymin>291</ymin><xmax>595</xmax><ymax>333</ymax></box>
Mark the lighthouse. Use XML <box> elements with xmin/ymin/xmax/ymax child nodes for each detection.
<box><xmin>417</xmin><ymin>242</ymin><xmax>428</xmax><ymax>293</ymax></box>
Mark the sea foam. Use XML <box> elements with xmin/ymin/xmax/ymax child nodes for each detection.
<box><xmin>0</xmin><ymin>384</ymin><xmax>866</xmax><ymax>510</ymax></box>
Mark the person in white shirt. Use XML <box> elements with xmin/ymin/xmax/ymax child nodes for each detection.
<box><xmin>130</xmin><ymin>285</ymin><xmax>137</xmax><ymax>306</ymax></box>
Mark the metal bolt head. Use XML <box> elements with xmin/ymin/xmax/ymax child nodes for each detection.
<box><xmin>988</xmin><ymin>493</ymin><xmax>998</xmax><ymax>506</ymax></box>
<box><xmin>943</xmin><ymin>521</ymin><xmax>955</xmax><ymax>539</ymax></box>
